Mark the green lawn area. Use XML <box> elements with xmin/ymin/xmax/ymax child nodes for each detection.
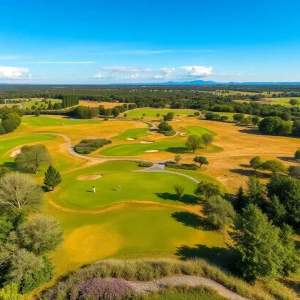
<box><xmin>48</xmin><ymin>161</ymin><xmax>224</xmax><ymax>276</ymax></box>
<box><xmin>261</xmin><ymin>97</ymin><xmax>300</xmax><ymax>106</ymax></box>
<box><xmin>22</xmin><ymin>116</ymin><xmax>101</xmax><ymax>126</ymax></box>
<box><xmin>113</xmin><ymin>128</ymin><xmax>150</xmax><ymax>140</ymax></box>
<box><xmin>0</xmin><ymin>99</ymin><xmax>61</xmax><ymax>109</ymax></box>
<box><xmin>54</xmin><ymin>161</ymin><xmax>198</xmax><ymax>209</ymax></box>
<box><xmin>0</xmin><ymin>134</ymin><xmax>56</xmax><ymax>164</ymax></box>
<box><xmin>100</xmin><ymin>140</ymin><xmax>187</xmax><ymax>156</ymax></box>
<box><xmin>127</xmin><ymin>108</ymin><xmax>197</xmax><ymax>118</ymax></box>
<box><xmin>183</xmin><ymin>126</ymin><xmax>216</xmax><ymax>136</ymax></box>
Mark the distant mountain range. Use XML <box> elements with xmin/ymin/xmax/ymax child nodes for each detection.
<box><xmin>1</xmin><ymin>80</ymin><xmax>300</xmax><ymax>86</ymax></box>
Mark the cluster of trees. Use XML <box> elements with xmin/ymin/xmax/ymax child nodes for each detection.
<box><xmin>73</xmin><ymin>106</ymin><xmax>98</xmax><ymax>119</ymax></box>
<box><xmin>0</xmin><ymin>112</ymin><xmax>22</xmax><ymax>135</ymax></box>
<box><xmin>158</xmin><ymin>121</ymin><xmax>175</xmax><ymax>136</ymax></box>
<box><xmin>0</xmin><ymin>172</ymin><xmax>63</xmax><ymax>295</ymax></box>
<box><xmin>185</xmin><ymin>133</ymin><xmax>214</xmax><ymax>153</ymax></box>
<box><xmin>62</xmin><ymin>95</ymin><xmax>79</xmax><ymax>108</ymax></box>
<box><xmin>99</xmin><ymin>104</ymin><xmax>130</xmax><ymax>118</ymax></box>
<box><xmin>249</xmin><ymin>156</ymin><xmax>287</xmax><ymax>174</ymax></box>
<box><xmin>258</xmin><ymin>116</ymin><xmax>300</xmax><ymax>137</ymax></box>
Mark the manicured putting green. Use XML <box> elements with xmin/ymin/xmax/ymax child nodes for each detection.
<box><xmin>100</xmin><ymin>140</ymin><xmax>187</xmax><ymax>156</ymax></box>
<box><xmin>184</xmin><ymin>126</ymin><xmax>216</xmax><ymax>136</ymax></box>
<box><xmin>55</xmin><ymin>161</ymin><xmax>198</xmax><ymax>209</ymax></box>
<box><xmin>22</xmin><ymin>116</ymin><xmax>101</xmax><ymax>126</ymax></box>
<box><xmin>127</xmin><ymin>108</ymin><xmax>197</xmax><ymax>118</ymax></box>
<box><xmin>113</xmin><ymin>128</ymin><xmax>149</xmax><ymax>140</ymax></box>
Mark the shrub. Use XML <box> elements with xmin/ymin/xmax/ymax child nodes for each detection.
<box><xmin>72</xmin><ymin>278</ymin><xmax>135</xmax><ymax>300</ymax></box>
<box><xmin>74</xmin><ymin>139</ymin><xmax>112</xmax><ymax>154</ymax></box>
<box><xmin>0</xmin><ymin>125</ymin><xmax>6</xmax><ymax>135</ymax></box>
<box><xmin>138</xmin><ymin>161</ymin><xmax>153</xmax><ymax>168</ymax></box>
<box><xmin>165</xmin><ymin>161</ymin><xmax>198</xmax><ymax>170</ymax></box>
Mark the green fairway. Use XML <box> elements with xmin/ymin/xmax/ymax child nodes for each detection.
<box><xmin>100</xmin><ymin>140</ymin><xmax>187</xmax><ymax>156</ymax></box>
<box><xmin>0</xmin><ymin>134</ymin><xmax>56</xmax><ymax>164</ymax></box>
<box><xmin>261</xmin><ymin>97</ymin><xmax>300</xmax><ymax>106</ymax></box>
<box><xmin>184</xmin><ymin>126</ymin><xmax>216</xmax><ymax>136</ymax></box>
<box><xmin>22</xmin><ymin>116</ymin><xmax>101</xmax><ymax>126</ymax></box>
<box><xmin>54</xmin><ymin>161</ymin><xmax>198</xmax><ymax>209</ymax></box>
<box><xmin>113</xmin><ymin>128</ymin><xmax>150</xmax><ymax>140</ymax></box>
<box><xmin>127</xmin><ymin>108</ymin><xmax>197</xmax><ymax>118</ymax></box>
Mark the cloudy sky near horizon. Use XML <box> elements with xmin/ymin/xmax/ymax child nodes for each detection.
<box><xmin>1</xmin><ymin>0</ymin><xmax>300</xmax><ymax>84</ymax></box>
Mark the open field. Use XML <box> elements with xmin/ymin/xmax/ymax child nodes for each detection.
<box><xmin>0</xmin><ymin>98</ymin><xmax>61</xmax><ymax>109</ymax></box>
<box><xmin>79</xmin><ymin>100</ymin><xmax>125</xmax><ymax>108</ymax></box>
<box><xmin>126</xmin><ymin>108</ymin><xmax>197</xmax><ymax>118</ymax></box>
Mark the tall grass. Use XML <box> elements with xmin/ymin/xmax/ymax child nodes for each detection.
<box><xmin>40</xmin><ymin>259</ymin><xmax>274</xmax><ymax>300</ymax></box>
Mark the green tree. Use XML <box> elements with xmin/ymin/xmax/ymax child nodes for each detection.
<box><xmin>44</xmin><ymin>165</ymin><xmax>62</xmax><ymax>190</ymax></box>
<box><xmin>158</xmin><ymin>121</ymin><xmax>173</xmax><ymax>132</ymax></box>
<box><xmin>288</xmin><ymin>165</ymin><xmax>300</xmax><ymax>180</ymax></box>
<box><xmin>111</xmin><ymin>107</ymin><xmax>120</xmax><ymax>118</ymax></box>
<box><xmin>230</xmin><ymin>204</ymin><xmax>283</xmax><ymax>282</ymax></box>
<box><xmin>174</xmin><ymin>184</ymin><xmax>184</xmax><ymax>201</ymax></box>
<box><xmin>17</xmin><ymin>215</ymin><xmax>63</xmax><ymax>255</ymax></box>
<box><xmin>194</xmin><ymin>181</ymin><xmax>222</xmax><ymax>199</ymax></box>
<box><xmin>249</xmin><ymin>156</ymin><xmax>261</xmax><ymax>171</ymax></box>
<box><xmin>202</xmin><ymin>134</ymin><xmax>214</xmax><ymax>148</ymax></box>
<box><xmin>289</xmin><ymin>99</ymin><xmax>299</xmax><ymax>106</ymax></box>
<box><xmin>233</xmin><ymin>186</ymin><xmax>246</xmax><ymax>213</ymax></box>
<box><xmin>186</xmin><ymin>135</ymin><xmax>202</xmax><ymax>153</ymax></box>
<box><xmin>163</xmin><ymin>112</ymin><xmax>174</xmax><ymax>121</ymax></box>
<box><xmin>267</xmin><ymin>195</ymin><xmax>287</xmax><ymax>226</ymax></box>
<box><xmin>260</xmin><ymin>160</ymin><xmax>287</xmax><ymax>174</ymax></box>
<box><xmin>278</xmin><ymin>224</ymin><xmax>300</xmax><ymax>276</ymax></box>
<box><xmin>0</xmin><ymin>284</ymin><xmax>23</xmax><ymax>300</ymax></box>
<box><xmin>15</xmin><ymin>145</ymin><xmax>52</xmax><ymax>173</ymax></box>
<box><xmin>174</xmin><ymin>155</ymin><xmax>182</xmax><ymax>165</ymax></box>
<box><xmin>204</xmin><ymin>195</ymin><xmax>235</xmax><ymax>230</ymax></box>
<box><xmin>294</xmin><ymin>149</ymin><xmax>300</xmax><ymax>160</ymax></box>
<box><xmin>251</xmin><ymin>116</ymin><xmax>260</xmax><ymax>126</ymax></box>
<box><xmin>233</xmin><ymin>113</ymin><xmax>245</xmax><ymax>123</ymax></box>
<box><xmin>193</xmin><ymin>156</ymin><xmax>208</xmax><ymax>167</ymax></box>
<box><xmin>267</xmin><ymin>174</ymin><xmax>300</xmax><ymax>227</ymax></box>
<box><xmin>0</xmin><ymin>172</ymin><xmax>43</xmax><ymax>212</ymax></box>
<box><xmin>247</xmin><ymin>176</ymin><xmax>265</xmax><ymax>207</ymax></box>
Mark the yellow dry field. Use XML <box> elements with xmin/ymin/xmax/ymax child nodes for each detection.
<box><xmin>79</xmin><ymin>100</ymin><xmax>128</xmax><ymax>108</ymax></box>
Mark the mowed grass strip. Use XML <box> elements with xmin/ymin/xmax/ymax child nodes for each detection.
<box><xmin>127</xmin><ymin>108</ymin><xmax>197</xmax><ymax>118</ymax></box>
<box><xmin>113</xmin><ymin>128</ymin><xmax>150</xmax><ymax>140</ymax></box>
<box><xmin>184</xmin><ymin>126</ymin><xmax>216</xmax><ymax>136</ymax></box>
<box><xmin>22</xmin><ymin>116</ymin><xmax>101</xmax><ymax>126</ymax></box>
<box><xmin>55</xmin><ymin>162</ymin><xmax>198</xmax><ymax>209</ymax></box>
<box><xmin>100</xmin><ymin>140</ymin><xmax>187</xmax><ymax>156</ymax></box>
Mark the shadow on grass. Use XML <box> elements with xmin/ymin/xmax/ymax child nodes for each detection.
<box><xmin>171</xmin><ymin>211</ymin><xmax>213</xmax><ymax>231</ymax></box>
<box><xmin>166</xmin><ymin>147</ymin><xmax>189</xmax><ymax>154</ymax></box>
<box><xmin>155</xmin><ymin>192</ymin><xmax>198</xmax><ymax>205</ymax></box>
<box><xmin>0</xmin><ymin>162</ymin><xmax>17</xmax><ymax>170</ymax></box>
<box><xmin>279</xmin><ymin>278</ymin><xmax>300</xmax><ymax>294</ymax></box>
<box><xmin>229</xmin><ymin>168</ymin><xmax>269</xmax><ymax>179</ymax></box>
<box><xmin>176</xmin><ymin>244</ymin><xmax>236</xmax><ymax>271</ymax></box>
<box><xmin>238</xmin><ymin>128</ymin><xmax>261</xmax><ymax>135</ymax></box>
<box><xmin>278</xmin><ymin>156</ymin><xmax>298</xmax><ymax>163</ymax></box>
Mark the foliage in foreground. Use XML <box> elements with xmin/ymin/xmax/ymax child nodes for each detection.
<box><xmin>40</xmin><ymin>259</ymin><xmax>273</xmax><ymax>300</ymax></box>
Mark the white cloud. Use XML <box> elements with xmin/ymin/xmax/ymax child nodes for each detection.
<box><xmin>130</xmin><ymin>74</ymin><xmax>139</xmax><ymax>79</ymax></box>
<box><xmin>92</xmin><ymin>74</ymin><xmax>104</xmax><ymax>79</ymax></box>
<box><xmin>0</xmin><ymin>66</ymin><xmax>29</xmax><ymax>78</ymax></box>
<box><xmin>143</xmin><ymin>68</ymin><xmax>152</xmax><ymax>72</ymax></box>
<box><xmin>180</xmin><ymin>66</ymin><xmax>212</xmax><ymax>77</ymax></box>
<box><xmin>99</xmin><ymin>66</ymin><xmax>140</xmax><ymax>73</ymax></box>
<box><xmin>153</xmin><ymin>75</ymin><xmax>165</xmax><ymax>79</ymax></box>
<box><xmin>0</xmin><ymin>55</ymin><xmax>19</xmax><ymax>60</ymax></box>
<box><xmin>160</xmin><ymin>68</ymin><xmax>176</xmax><ymax>74</ymax></box>
<box><xmin>22</xmin><ymin>61</ymin><xmax>94</xmax><ymax>64</ymax></box>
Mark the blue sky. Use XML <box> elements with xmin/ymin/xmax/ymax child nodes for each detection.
<box><xmin>1</xmin><ymin>0</ymin><xmax>300</xmax><ymax>83</ymax></box>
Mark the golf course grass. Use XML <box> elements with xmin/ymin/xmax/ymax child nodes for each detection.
<box><xmin>23</xmin><ymin>116</ymin><xmax>101</xmax><ymax>126</ymax></box>
<box><xmin>52</xmin><ymin>161</ymin><xmax>198</xmax><ymax>209</ymax></box>
<box><xmin>183</xmin><ymin>126</ymin><xmax>216</xmax><ymax>136</ymax></box>
<box><xmin>113</xmin><ymin>128</ymin><xmax>150</xmax><ymax>140</ymax></box>
<box><xmin>100</xmin><ymin>140</ymin><xmax>187</xmax><ymax>156</ymax></box>
<box><xmin>126</xmin><ymin>108</ymin><xmax>197</xmax><ymax>118</ymax></box>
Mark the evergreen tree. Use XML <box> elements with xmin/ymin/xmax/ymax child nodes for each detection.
<box><xmin>47</xmin><ymin>101</ymin><xmax>53</xmax><ymax>110</ymax></box>
<box><xmin>234</xmin><ymin>186</ymin><xmax>246</xmax><ymax>213</ymax></box>
<box><xmin>44</xmin><ymin>166</ymin><xmax>62</xmax><ymax>191</ymax></box>
<box><xmin>230</xmin><ymin>204</ymin><xmax>283</xmax><ymax>282</ymax></box>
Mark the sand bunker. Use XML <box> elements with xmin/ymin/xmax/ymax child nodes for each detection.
<box><xmin>77</xmin><ymin>175</ymin><xmax>102</xmax><ymax>181</ymax></box>
<box><xmin>145</xmin><ymin>150</ymin><xmax>159</xmax><ymax>153</ymax></box>
<box><xmin>180</xmin><ymin>133</ymin><xmax>186</xmax><ymax>136</ymax></box>
<box><xmin>126</xmin><ymin>138</ymin><xmax>135</xmax><ymax>141</ymax></box>
<box><xmin>140</xmin><ymin>141</ymin><xmax>154</xmax><ymax>144</ymax></box>
<box><xmin>10</xmin><ymin>149</ymin><xmax>21</xmax><ymax>157</ymax></box>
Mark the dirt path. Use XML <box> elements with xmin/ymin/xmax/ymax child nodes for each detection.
<box><xmin>128</xmin><ymin>275</ymin><xmax>248</xmax><ymax>300</ymax></box>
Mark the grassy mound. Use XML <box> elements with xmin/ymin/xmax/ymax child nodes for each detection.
<box><xmin>113</xmin><ymin>128</ymin><xmax>149</xmax><ymax>140</ymax></box>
